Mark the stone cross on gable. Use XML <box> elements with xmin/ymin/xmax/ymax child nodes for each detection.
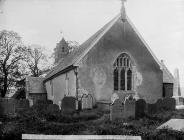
<box><xmin>121</xmin><ymin>0</ymin><xmax>127</xmax><ymax>22</ymax></box>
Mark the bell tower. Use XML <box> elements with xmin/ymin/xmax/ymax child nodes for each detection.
<box><xmin>54</xmin><ymin>37</ymin><xmax>69</xmax><ymax>64</ymax></box>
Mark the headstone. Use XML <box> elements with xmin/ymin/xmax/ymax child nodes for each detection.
<box><xmin>124</xmin><ymin>98</ymin><xmax>136</xmax><ymax>119</ymax></box>
<box><xmin>47</xmin><ymin>104</ymin><xmax>59</xmax><ymax>114</ymax></box>
<box><xmin>61</xmin><ymin>96</ymin><xmax>76</xmax><ymax>114</ymax></box>
<box><xmin>147</xmin><ymin>103</ymin><xmax>157</xmax><ymax>114</ymax></box>
<box><xmin>110</xmin><ymin>99</ymin><xmax>124</xmax><ymax>121</ymax></box>
<box><xmin>173</xmin><ymin>96</ymin><xmax>184</xmax><ymax>105</ymax></box>
<box><xmin>156</xmin><ymin>99</ymin><xmax>163</xmax><ymax>111</ymax></box>
<box><xmin>111</xmin><ymin>92</ymin><xmax>119</xmax><ymax>104</ymax></box>
<box><xmin>15</xmin><ymin>99</ymin><xmax>29</xmax><ymax>113</ymax></box>
<box><xmin>135</xmin><ymin>99</ymin><xmax>146</xmax><ymax>118</ymax></box>
<box><xmin>162</xmin><ymin>97</ymin><xmax>176</xmax><ymax>110</ymax></box>
<box><xmin>81</xmin><ymin>94</ymin><xmax>93</xmax><ymax>110</ymax></box>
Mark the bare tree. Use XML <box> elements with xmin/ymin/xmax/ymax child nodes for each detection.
<box><xmin>24</xmin><ymin>45</ymin><xmax>50</xmax><ymax>77</ymax></box>
<box><xmin>67</xmin><ymin>40</ymin><xmax>80</xmax><ymax>52</ymax></box>
<box><xmin>0</xmin><ymin>30</ymin><xmax>25</xmax><ymax>97</ymax></box>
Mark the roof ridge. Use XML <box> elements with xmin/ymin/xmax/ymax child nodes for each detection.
<box><xmin>74</xmin><ymin>14</ymin><xmax>120</xmax><ymax>65</ymax></box>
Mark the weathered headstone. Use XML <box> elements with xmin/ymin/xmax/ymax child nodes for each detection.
<box><xmin>47</xmin><ymin>104</ymin><xmax>59</xmax><ymax>114</ymax></box>
<box><xmin>81</xmin><ymin>94</ymin><xmax>93</xmax><ymax>110</ymax></box>
<box><xmin>15</xmin><ymin>99</ymin><xmax>29</xmax><ymax>113</ymax></box>
<box><xmin>110</xmin><ymin>99</ymin><xmax>124</xmax><ymax>121</ymax></box>
<box><xmin>147</xmin><ymin>103</ymin><xmax>157</xmax><ymax>114</ymax></box>
<box><xmin>173</xmin><ymin>96</ymin><xmax>184</xmax><ymax>106</ymax></box>
<box><xmin>124</xmin><ymin>99</ymin><xmax>136</xmax><ymax>119</ymax></box>
<box><xmin>135</xmin><ymin>99</ymin><xmax>146</xmax><ymax>118</ymax></box>
<box><xmin>162</xmin><ymin>97</ymin><xmax>176</xmax><ymax>110</ymax></box>
<box><xmin>156</xmin><ymin>99</ymin><xmax>163</xmax><ymax>111</ymax></box>
<box><xmin>61</xmin><ymin>97</ymin><xmax>76</xmax><ymax>114</ymax></box>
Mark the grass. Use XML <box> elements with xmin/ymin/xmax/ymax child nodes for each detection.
<box><xmin>0</xmin><ymin>102</ymin><xmax>184</xmax><ymax>140</ymax></box>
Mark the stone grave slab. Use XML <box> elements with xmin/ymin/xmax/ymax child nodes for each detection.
<box><xmin>157</xmin><ymin>119</ymin><xmax>184</xmax><ymax>132</ymax></box>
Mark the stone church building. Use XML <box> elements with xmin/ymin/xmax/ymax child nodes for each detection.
<box><xmin>43</xmin><ymin>3</ymin><xmax>174</xmax><ymax>108</ymax></box>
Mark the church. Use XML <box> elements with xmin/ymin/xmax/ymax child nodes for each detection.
<box><xmin>43</xmin><ymin>1</ymin><xmax>174</xmax><ymax>108</ymax></box>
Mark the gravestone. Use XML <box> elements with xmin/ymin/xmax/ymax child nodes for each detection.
<box><xmin>147</xmin><ymin>103</ymin><xmax>157</xmax><ymax>114</ymax></box>
<box><xmin>81</xmin><ymin>94</ymin><xmax>93</xmax><ymax>110</ymax></box>
<box><xmin>162</xmin><ymin>97</ymin><xmax>176</xmax><ymax>110</ymax></box>
<box><xmin>15</xmin><ymin>99</ymin><xmax>30</xmax><ymax>113</ymax></box>
<box><xmin>156</xmin><ymin>99</ymin><xmax>163</xmax><ymax>111</ymax></box>
<box><xmin>61</xmin><ymin>97</ymin><xmax>76</xmax><ymax>114</ymax></box>
<box><xmin>135</xmin><ymin>99</ymin><xmax>146</xmax><ymax>118</ymax></box>
<box><xmin>47</xmin><ymin>104</ymin><xmax>59</xmax><ymax>114</ymax></box>
<box><xmin>124</xmin><ymin>98</ymin><xmax>136</xmax><ymax>119</ymax></box>
<box><xmin>110</xmin><ymin>99</ymin><xmax>124</xmax><ymax>121</ymax></box>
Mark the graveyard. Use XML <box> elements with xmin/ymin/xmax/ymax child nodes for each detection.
<box><xmin>1</xmin><ymin>0</ymin><xmax>184</xmax><ymax>140</ymax></box>
<box><xmin>0</xmin><ymin>96</ymin><xmax>184</xmax><ymax>140</ymax></box>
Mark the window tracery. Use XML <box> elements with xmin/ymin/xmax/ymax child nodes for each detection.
<box><xmin>113</xmin><ymin>53</ymin><xmax>133</xmax><ymax>91</ymax></box>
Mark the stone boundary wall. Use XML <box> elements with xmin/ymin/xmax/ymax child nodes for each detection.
<box><xmin>0</xmin><ymin>98</ymin><xmax>29</xmax><ymax>116</ymax></box>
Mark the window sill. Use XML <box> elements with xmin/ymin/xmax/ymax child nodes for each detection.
<box><xmin>113</xmin><ymin>90</ymin><xmax>135</xmax><ymax>94</ymax></box>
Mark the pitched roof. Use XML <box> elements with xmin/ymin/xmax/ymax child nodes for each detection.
<box><xmin>44</xmin><ymin>14</ymin><xmax>120</xmax><ymax>82</ymax></box>
<box><xmin>44</xmin><ymin>14</ymin><xmax>172</xmax><ymax>83</ymax></box>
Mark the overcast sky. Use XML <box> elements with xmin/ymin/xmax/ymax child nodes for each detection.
<box><xmin>0</xmin><ymin>0</ymin><xmax>184</xmax><ymax>93</ymax></box>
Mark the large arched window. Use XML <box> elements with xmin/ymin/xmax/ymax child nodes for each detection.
<box><xmin>113</xmin><ymin>53</ymin><xmax>133</xmax><ymax>91</ymax></box>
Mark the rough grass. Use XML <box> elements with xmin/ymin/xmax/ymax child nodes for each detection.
<box><xmin>0</xmin><ymin>103</ymin><xmax>184</xmax><ymax>140</ymax></box>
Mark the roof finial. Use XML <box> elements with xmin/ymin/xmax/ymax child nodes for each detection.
<box><xmin>60</xmin><ymin>30</ymin><xmax>64</xmax><ymax>39</ymax></box>
<box><xmin>121</xmin><ymin>0</ymin><xmax>127</xmax><ymax>22</ymax></box>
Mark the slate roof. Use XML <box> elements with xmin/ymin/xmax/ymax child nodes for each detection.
<box><xmin>44</xmin><ymin>14</ymin><xmax>174</xmax><ymax>84</ymax></box>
